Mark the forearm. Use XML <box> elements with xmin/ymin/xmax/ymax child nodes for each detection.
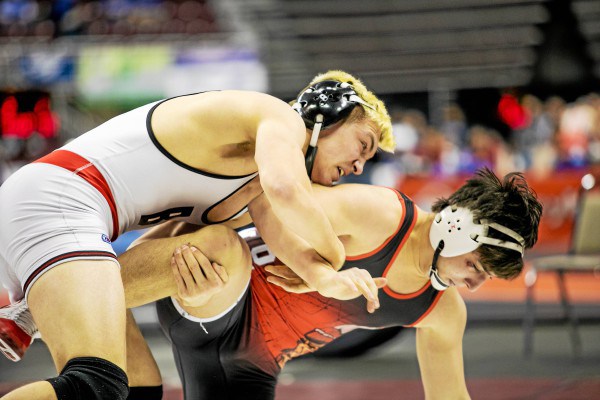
<box><xmin>262</xmin><ymin>180</ymin><xmax>345</xmax><ymax>269</ymax></box>
<box><xmin>416</xmin><ymin>328</ymin><xmax>470</xmax><ymax>400</ymax></box>
<box><xmin>255</xmin><ymin>116</ymin><xmax>345</xmax><ymax>269</ymax></box>
<box><xmin>249</xmin><ymin>195</ymin><xmax>338</xmax><ymax>289</ymax></box>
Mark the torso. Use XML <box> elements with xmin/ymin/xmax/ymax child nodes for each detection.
<box><xmin>241</xmin><ymin>191</ymin><xmax>445</xmax><ymax>371</ymax></box>
<box><xmin>54</xmin><ymin>92</ymin><xmax>268</xmax><ymax>236</ymax></box>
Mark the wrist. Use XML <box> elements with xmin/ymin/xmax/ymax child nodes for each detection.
<box><xmin>311</xmin><ymin>266</ymin><xmax>337</xmax><ymax>295</ymax></box>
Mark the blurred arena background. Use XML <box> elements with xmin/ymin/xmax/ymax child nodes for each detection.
<box><xmin>1</xmin><ymin>0</ymin><xmax>599</xmax><ymax>399</ymax></box>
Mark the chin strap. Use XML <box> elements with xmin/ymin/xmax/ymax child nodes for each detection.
<box><xmin>428</xmin><ymin>241</ymin><xmax>450</xmax><ymax>291</ymax></box>
<box><xmin>305</xmin><ymin>114</ymin><xmax>323</xmax><ymax>177</ymax></box>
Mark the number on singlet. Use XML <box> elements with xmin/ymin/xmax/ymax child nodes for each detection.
<box><xmin>139</xmin><ymin>206</ymin><xmax>194</xmax><ymax>226</ymax></box>
<box><xmin>250</xmin><ymin>243</ymin><xmax>276</xmax><ymax>266</ymax></box>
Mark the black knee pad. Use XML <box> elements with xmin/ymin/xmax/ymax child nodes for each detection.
<box><xmin>127</xmin><ymin>385</ymin><xmax>163</xmax><ymax>400</ymax></box>
<box><xmin>47</xmin><ymin>357</ymin><xmax>129</xmax><ymax>400</ymax></box>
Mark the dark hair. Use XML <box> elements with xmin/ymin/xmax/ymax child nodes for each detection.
<box><xmin>431</xmin><ymin>168</ymin><xmax>543</xmax><ymax>279</ymax></box>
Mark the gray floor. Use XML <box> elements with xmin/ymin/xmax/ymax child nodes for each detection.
<box><xmin>1</xmin><ymin>303</ymin><xmax>599</xmax><ymax>387</ymax></box>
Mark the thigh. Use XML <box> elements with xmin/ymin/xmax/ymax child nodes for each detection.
<box><xmin>0</xmin><ymin>163</ymin><xmax>116</xmax><ymax>302</ymax></box>
<box><xmin>27</xmin><ymin>259</ymin><xmax>127</xmax><ymax>372</ymax></box>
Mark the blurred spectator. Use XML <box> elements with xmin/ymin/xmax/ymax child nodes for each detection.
<box><xmin>440</xmin><ymin>103</ymin><xmax>469</xmax><ymax>147</ymax></box>
<box><xmin>513</xmin><ymin>95</ymin><xmax>556</xmax><ymax>167</ymax></box>
<box><xmin>555</xmin><ymin>97</ymin><xmax>597</xmax><ymax>170</ymax></box>
<box><xmin>0</xmin><ymin>0</ymin><xmax>218</xmax><ymax>38</ymax></box>
<box><xmin>459</xmin><ymin>125</ymin><xmax>507</xmax><ymax>175</ymax></box>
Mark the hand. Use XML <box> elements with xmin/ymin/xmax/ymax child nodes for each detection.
<box><xmin>268</xmin><ymin>264</ymin><xmax>387</xmax><ymax>313</ymax></box>
<box><xmin>171</xmin><ymin>244</ymin><xmax>229</xmax><ymax>307</ymax></box>
<box><xmin>315</xmin><ymin>268</ymin><xmax>387</xmax><ymax>313</ymax></box>
<box><xmin>265</xmin><ymin>264</ymin><xmax>315</xmax><ymax>293</ymax></box>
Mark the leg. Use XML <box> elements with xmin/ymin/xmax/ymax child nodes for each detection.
<box><xmin>121</xmin><ymin>224</ymin><xmax>251</xmax><ymax>394</ymax></box>
<box><xmin>126</xmin><ymin>310</ymin><xmax>163</xmax><ymax>400</ymax></box>
<box><xmin>2</xmin><ymin>260</ymin><xmax>128</xmax><ymax>400</ymax></box>
<box><xmin>121</xmin><ymin>224</ymin><xmax>251</xmax><ymax>309</ymax></box>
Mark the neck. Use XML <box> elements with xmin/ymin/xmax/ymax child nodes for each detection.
<box><xmin>416</xmin><ymin>212</ymin><xmax>436</xmax><ymax>278</ymax></box>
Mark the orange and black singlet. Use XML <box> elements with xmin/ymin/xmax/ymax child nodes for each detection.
<box><xmin>155</xmin><ymin>190</ymin><xmax>444</xmax><ymax>400</ymax></box>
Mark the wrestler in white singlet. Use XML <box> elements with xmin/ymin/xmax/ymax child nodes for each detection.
<box><xmin>0</xmin><ymin>94</ymin><xmax>258</xmax><ymax>302</ymax></box>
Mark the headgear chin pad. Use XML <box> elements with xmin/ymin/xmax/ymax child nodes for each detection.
<box><xmin>292</xmin><ymin>80</ymin><xmax>369</xmax><ymax>129</ymax></box>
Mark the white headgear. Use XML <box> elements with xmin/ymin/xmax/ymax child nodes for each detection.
<box><xmin>427</xmin><ymin>205</ymin><xmax>525</xmax><ymax>291</ymax></box>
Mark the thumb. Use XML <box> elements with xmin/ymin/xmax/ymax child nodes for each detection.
<box><xmin>374</xmin><ymin>277</ymin><xmax>388</xmax><ymax>288</ymax></box>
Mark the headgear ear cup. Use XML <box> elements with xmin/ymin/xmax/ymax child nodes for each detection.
<box><xmin>292</xmin><ymin>80</ymin><xmax>374</xmax><ymax>176</ymax></box>
<box><xmin>429</xmin><ymin>206</ymin><xmax>525</xmax><ymax>257</ymax></box>
<box><xmin>427</xmin><ymin>205</ymin><xmax>526</xmax><ymax>291</ymax></box>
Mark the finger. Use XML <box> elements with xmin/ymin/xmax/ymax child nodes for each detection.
<box><xmin>171</xmin><ymin>256</ymin><xmax>187</xmax><ymax>294</ymax></box>
<box><xmin>374</xmin><ymin>277</ymin><xmax>388</xmax><ymax>288</ymax></box>
<box><xmin>180</xmin><ymin>244</ymin><xmax>205</xmax><ymax>284</ymax></box>
<box><xmin>353</xmin><ymin>278</ymin><xmax>378</xmax><ymax>313</ymax></box>
<box><xmin>361</xmin><ymin>272</ymin><xmax>380</xmax><ymax>310</ymax></box>
<box><xmin>174</xmin><ymin>247</ymin><xmax>195</xmax><ymax>288</ymax></box>
<box><xmin>212</xmin><ymin>262</ymin><xmax>229</xmax><ymax>283</ymax></box>
<box><xmin>267</xmin><ymin>276</ymin><xmax>310</xmax><ymax>293</ymax></box>
<box><xmin>189</xmin><ymin>246</ymin><xmax>217</xmax><ymax>282</ymax></box>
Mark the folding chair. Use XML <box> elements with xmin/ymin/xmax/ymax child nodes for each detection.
<box><xmin>523</xmin><ymin>173</ymin><xmax>600</xmax><ymax>358</ymax></box>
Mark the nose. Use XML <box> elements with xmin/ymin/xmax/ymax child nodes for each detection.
<box><xmin>352</xmin><ymin>160</ymin><xmax>364</xmax><ymax>175</ymax></box>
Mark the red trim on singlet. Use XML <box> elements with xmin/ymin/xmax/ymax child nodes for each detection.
<box><xmin>345</xmin><ymin>189</ymin><xmax>410</xmax><ymax>261</ymax></box>
<box><xmin>404</xmin><ymin>290</ymin><xmax>445</xmax><ymax>327</ymax></box>
<box><xmin>386</xmin><ymin>280</ymin><xmax>433</xmax><ymax>300</ymax></box>
<box><xmin>343</xmin><ymin>188</ymin><xmax>424</xmax><ymax>300</ymax></box>
<box><xmin>23</xmin><ymin>250</ymin><xmax>117</xmax><ymax>294</ymax></box>
<box><xmin>380</xmin><ymin>191</ymin><xmax>420</xmax><ymax>299</ymax></box>
<box><xmin>34</xmin><ymin>149</ymin><xmax>119</xmax><ymax>241</ymax></box>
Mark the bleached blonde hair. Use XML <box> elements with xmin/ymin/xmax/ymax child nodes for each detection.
<box><xmin>305</xmin><ymin>70</ymin><xmax>394</xmax><ymax>153</ymax></box>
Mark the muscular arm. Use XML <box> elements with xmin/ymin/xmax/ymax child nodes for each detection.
<box><xmin>415</xmin><ymin>289</ymin><xmax>471</xmax><ymax>399</ymax></box>
<box><xmin>248</xmin><ymin>193</ymin><xmax>338</xmax><ymax>290</ymax></box>
<box><xmin>249</xmin><ymin>190</ymin><xmax>387</xmax><ymax>309</ymax></box>
<box><xmin>254</xmin><ymin>99</ymin><xmax>345</xmax><ymax>269</ymax></box>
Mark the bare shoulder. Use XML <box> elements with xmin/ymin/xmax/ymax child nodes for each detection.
<box><xmin>312</xmin><ymin>184</ymin><xmax>403</xmax><ymax>239</ymax></box>
<box><xmin>154</xmin><ymin>90</ymin><xmax>297</xmax><ymax>127</ymax></box>
<box><xmin>195</xmin><ymin>91</ymin><xmax>297</xmax><ymax>119</ymax></box>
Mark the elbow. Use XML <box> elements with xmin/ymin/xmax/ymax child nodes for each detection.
<box><xmin>261</xmin><ymin>174</ymin><xmax>299</xmax><ymax>203</ymax></box>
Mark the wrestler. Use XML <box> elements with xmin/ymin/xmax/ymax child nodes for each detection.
<box><xmin>0</xmin><ymin>70</ymin><xmax>393</xmax><ymax>400</ymax></box>
<box><xmin>120</xmin><ymin>168</ymin><xmax>542</xmax><ymax>399</ymax></box>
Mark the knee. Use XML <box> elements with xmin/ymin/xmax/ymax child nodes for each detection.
<box><xmin>47</xmin><ymin>357</ymin><xmax>129</xmax><ymax>400</ymax></box>
<box><xmin>191</xmin><ymin>225</ymin><xmax>252</xmax><ymax>272</ymax></box>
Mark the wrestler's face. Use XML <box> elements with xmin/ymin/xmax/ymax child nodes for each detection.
<box><xmin>437</xmin><ymin>252</ymin><xmax>494</xmax><ymax>292</ymax></box>
<box><xmin>310</xmin><ymin>120</ymin><xmax>380</xmax><ymax>186</ymax></box>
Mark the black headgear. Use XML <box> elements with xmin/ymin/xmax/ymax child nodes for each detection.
<box><xmin>291</xmin><ymin>80</ymin><xmax>374</xmax><ymax>177</ymax></box>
